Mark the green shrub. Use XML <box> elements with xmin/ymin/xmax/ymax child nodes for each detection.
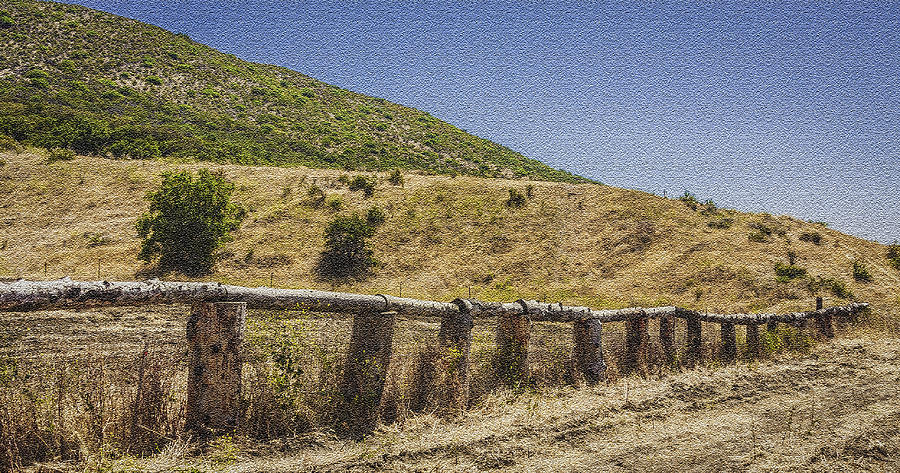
<box><xmin>0</xmin><ymin>134</ymin><xmax>20</xmax><ymax>153</ymax></box>
<box><xmin>348</xmin><ymin>175</ymin><xmax>376</xmax><ymax>198</ymax></box>
<box><xmin>707</xmin><ymin>217</ymin><xmax>733</xmax><ymax>229</ymax></box>
<box><xmin>748</xmin><ymin>231</ymin><xmax>768</xmax><ymax>243</ymax></box>
<box><xmin>678</xmin><ymin>191</ymin><xmax>699</xmax><ymax>210</ymax></box>
<box><xmin>135</xmin><ymin>169</ymin><xmax>245</xmax><ymax>275</ymax></box>
<box><xmin>525</xmin><ymin>184</ymin><xmax>535</xmax><ymax>199</ymax></box>
<box><xmin>46</xmin><ymin>147</ymin><xmax>75</xmax><ymax>162</ymax></box>
<box><xmin>774</xmin><ymin>262</ymin><xmax>806</xmax><ymax>282</ymax></box>
<box><xmin>387</xmin><ymin>168</ymin><xmax>403</xmax><ymax>186</ymax></box>
<box><xmin>0</xmin><ymin>12</ymin><xmax>15</xmax><ymax>28</ymax></box>
<box><xmin>326</xmin><ymin>195</ymin><xmax>343</xmax><ymax>210</ymax></box>
<box><xmin>799</xmin><ymin>231</ymin><xmax>822</xmax><ymax>245</ymax></box>
<box><xmin>146</xmin><ymin>76</ymin><xmax>162</xmax><ymax>85</ymax></box>
<box><xmin>824</xmin><ymin>278</ymin><xmax>853</xmax><ymax>299</ymax></box>
<box><xmin>699</xmin><ymin>199</ymin><xmax>717</xmax><ymax>216</ymax></box>
<box><xmin>852</xmin><ymin>260</ymin><xmax>872</xmax><ymax>282</ymax></box>
<box><xmin>887</xmin><ymin>243</ymin><xmax>900</xmax><ymax>270</ymax></box>
<box><xmin>306</xmin><ymin>185</ymin><xmax>325</xmax><ymax>208</ymax></box>
<box><xmin>505</xmin><ymin>188</ymin><xmax>526</xmax><ymax>208</ymax></box>
<box><xmin>316</xmin><ymin>212</ymin><xmax>383</xmax><ymax>279</ymax></box>
<box><xmin>748</xmin><ymin>221</ymin><xmax>773</xmax><ymax>236</ymax></box>
<box><xmin>365</xmin><ymin>206</ymin><xmax>386</xmax><ymax>227</ymax></box>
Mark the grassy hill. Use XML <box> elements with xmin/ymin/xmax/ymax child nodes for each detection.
<box><xmin>1</xmin><ymin>147</ymin><xmax>897</xmax><ymax>326</ymax></box>
<box><xmin>0</xmin><ymin>0</ymin><xmax>587</xmax><ymax>182</ymax></box>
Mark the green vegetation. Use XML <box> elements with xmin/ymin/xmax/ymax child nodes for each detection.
<box><xmin>135</xmin><ymin>169</ymin><xmax>245</xmax><ymax>275</ymax></box>
<box><xmin>45</xmin><ymin>147</ymin><xmax>74</xmax><ymax>163</ymax></box>
<box><xmin>0</xmin><ymin>1</ymin><xmax>589</xmax><ymax>182</ymax></box>
<box><xmin>317</xmin><ymin>212</ymin><xmax>384</xmax><ymax>280</ymax></box>
<box><xmin>799</xmin><ymin>231</ymin><xmax>822</xmax><ymax>245</ymax></box>
<box><xmin>348</xmin><ymin>175</ymin><xmax>376</xmax><ymax>198</ymax></box>
<box><xmin>888</xmin><ymin>243</ymin><xmax>900</xmax><ymax>270</ymax></box>
<box><xmin>505</xmin><ymin>188</ymin><xmax>526</xmax><ymax>208</ymax></box>
<box><xmin>774</xmin><ymin>262</ymin><xmax>806</xmax><ymax>282</ymax></box>
<box><xmin>852</xmin><ymin>260</ymin><xmax>872</xmax><ymax>282</ymax></box>
<box><xmin>388</xmin><ymin>168</ymin><xmax>403</xmax><ymax>186</ymax></box>
<box><xmin>678</xmin><ymin>191</ymin><xmax>699</xmax><ymax>210</ymax></box>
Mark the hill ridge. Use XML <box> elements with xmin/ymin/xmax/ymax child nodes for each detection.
<box><xmin>0</xmin><ymin>0</ymin><xmax>589</xmax><ymax>182</ymax></box>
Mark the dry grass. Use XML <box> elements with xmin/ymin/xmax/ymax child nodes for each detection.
<box><xmin>2</xmin><ymin>148</ymin><xmax>899</xmax><ymax>471</ymax></box>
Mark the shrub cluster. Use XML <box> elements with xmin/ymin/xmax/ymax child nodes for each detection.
<box><xmin>774</xmin><ymin>262</ymin><xmax>806</xmax><ymax>282</ymax></box>
<box><xmin>852</xmin><ymin>260</ymin><xmax>872</xmax><ymax>282</ymax></box>
<box><xmin>135</xmin><ymin>169</ymin><xmax>245</xmax><ymax>275</ymax></box>
<box><xmin>505</xmin><ymin>188</ymin><xmax>526</xmax><ymax>208</ymax></box>
<box><xmin>387</xmin><ymin>168</ymin><xmax>403</xmax><ymax>186</ymax></box>
<box><xmin>888</xmin><ymin>243</ymin><xmax>900</xmax><ymax>270</ymax></box>
<box><xmin>799</xmin><ymin>231</ymin><xmax>822</xmax><ymax>245</ymax></box>
<box><xmin>316</xmin><ymin>206</ymin><xmax>385</xmax><ymax>280</ymax></box>
<box><xmin>348</xmin><ymin>175</ymin><xmax>376</xmax><ymax>198</ymax></box>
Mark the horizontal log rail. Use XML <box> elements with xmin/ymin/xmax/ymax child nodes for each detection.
<box><xmin>1</xmin><ymin>279</ymin><xmax>871</xmax><ymax>437</ymax></box>
<box><xmin>0</xmin><ymin>278</ymin><xmax>869</xmax><ymax>324</ymax></box>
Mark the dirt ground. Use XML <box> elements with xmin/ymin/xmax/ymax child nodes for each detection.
<box><xmin>209</xmin><ymin>335</ymin><xmax>900</xmax><ymax>473</ymax></box>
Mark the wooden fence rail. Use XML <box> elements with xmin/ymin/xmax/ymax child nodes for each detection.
<box><xmin>0</xmin><ymin>278</ymin><xmax>869</xmax><ymax>437</ymax></box>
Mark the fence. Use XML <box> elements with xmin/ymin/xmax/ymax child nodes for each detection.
<box><xmin>0</xmin><ymin>278</ymin><xmax>869</xmax><ymax>438</ymax></box>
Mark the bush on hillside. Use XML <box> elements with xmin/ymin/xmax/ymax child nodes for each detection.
<box><xmin>316</xmin><ymin>212</ymin><xmax>384</xmax><ymax>280</ymax></box>
<box><xmin>135</xmin><ymin>169</ymin><xmax>245</xmax><ymax>275</ymax></box>
<box><xmin>678</xmin><ymin>191</ymin><xmax>699</xmax><ymax>210</ymax></box>
<box><xmin>388</xmin><ymin>168</ymin><xmax>403</xmax><ymax>186</ymax></box>
<box><xmin>505</xmin><ymin>188</ymin><xmax>526</xmax><ymax>208</ymax></box>
<box><xmin>774</xmin><ymin>262</ymin><xmax>806</xmax><ymax>282</ymax></box>
<box><xmin>348</xmin><ymin>175</ymin><xmax>376</xmax><ymax>198</ymax></box>
<box><xmin>46</xmin><ymin>147</ymin><xmax>75</xmax><ymax>163</ymax></box>
<box><xmin>852</xmin><ymin>260</ymin><xmax>872</xmax><ymax>282</ymax></box>
<box><xmin>799</xmin><ymin>231</ymin><xmax>822</xmax><ymax>245</ymax></box>
<box><xmin>888</xmin><ymin>243</ymin><xmax>900</xmax><ymax>270</ymax></box>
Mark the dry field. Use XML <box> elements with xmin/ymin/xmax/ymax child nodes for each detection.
<box><xmin>2</xmin><ymin>303</ymin><xmax>897</xmax><ymax>472</ymax></box>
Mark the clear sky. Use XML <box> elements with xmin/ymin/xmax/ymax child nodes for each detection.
<box><xmin>70</xmin><ymin>1</ymin><xmax>900</xmax><ymax>242</ymax></box>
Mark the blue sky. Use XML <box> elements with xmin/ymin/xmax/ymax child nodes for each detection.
<box><xmin>71</xmin><ymin>1</ymin><xmax>900</xmax><ymax>242</ymax></box>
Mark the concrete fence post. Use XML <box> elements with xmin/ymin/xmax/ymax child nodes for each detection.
<box><xmin>341</xmin><ymin>311</ymin><xmax>396</xmax><ymax>438</ymax></box>
<box><xmin>720</xmin><ymin>322</ymin><xmax>736</xmax><ymax>362</ymax></box>
<box><xmin>573</xmin><ymin>318</ymin><xmax>606</xmax><ymax>384</ymax></box>
<box><xmin>185</xmin><ymin>302</ymin><xmax>246</xmax><ymax>435</ymax></box>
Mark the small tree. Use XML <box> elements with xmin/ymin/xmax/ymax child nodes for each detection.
<box><xmin>317</xmin><ymin>213</ymin><xmax>383</xmax><ymax>280</ymax></box>
<box><xmin>136</xmin><ymin>169</ymin><xmax>244</xmax><ymax>275</ymax></box>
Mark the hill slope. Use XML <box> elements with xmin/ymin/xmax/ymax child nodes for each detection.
<box><xmin>1</xmin><ymin>148</ymin><xmax>897</xmax><ymax>325</ymax></box>
<box><xmin>0</xmin><ymin>0</ymin><xmax>586</xmax><ymax>182</ymax></box>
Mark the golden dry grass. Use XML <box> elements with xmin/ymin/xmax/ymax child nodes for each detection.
<box><xmin>1</xmin><ymin>147</ymin><xmax>897</xmax><ymax>323</ymax></box>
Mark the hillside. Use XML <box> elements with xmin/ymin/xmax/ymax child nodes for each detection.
<box><xmin>0</xmin><ymin>1</ymin><xmax>586</xmax><ymax>182</ymax></box>
<box><xmin>1</xmin><ymin>147</ymin><xmax>897</xmax><ymax>325</ymax></box>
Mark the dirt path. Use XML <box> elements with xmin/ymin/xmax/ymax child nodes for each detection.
<box><xmin>224</xmin><ymin>335</ymin><xmax>900</xmax><ymax>473</ymax></box>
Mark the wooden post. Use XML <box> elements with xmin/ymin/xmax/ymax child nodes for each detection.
<box><xmin>720</xmin><ymin>322</ymin><xmax>736</xmax><ymax>362</ymax></box>
<box><xmin>814</xmin><ymin>296</ymin><xmax>834</xmax><ymax>338</ymax></box>
<box><xmin>439</xmin><ymin>305</ymin><xmax>474</xmax><ymax>409</ymax></box>
<box><xmin>685</xmin><ymin>315</ymin><xmax>702</xmax><ymax>367</ymax></box>
<box><xmin>185</xmin><ymin>302</ymin><xmax>245</xmax><ymax>435</ymax></box>
<box><xmin>573</xmin><ymin>318</ymin><xmax>606</xmax><ymax>384</ymax></box>
<box><xmin>659</xmin><ymin>315</ymin><xmax>675</xmax><ymax>366</ymax></box>
<box><xmin>624</xmin><ymin>317</ymin><xmax>649</xmax><ymax>376</ymax></box>
<box><xmin>746</xmin><ymin>323</ymin><xmax>761</xmax><ymax>359</ymax></box>
<box><xmin>496</xmin><ymin>312</ymin><xmax>530</xmax><ymax>386</ymax></box>
<box><xmin>341</xmin><ymin>311</ymin><xmax>396</xmax><ymax>439</ymax></box>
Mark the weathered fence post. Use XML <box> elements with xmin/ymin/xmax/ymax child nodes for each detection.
<box><xmin>814</xmin><ymin>296</ymin><xmax>834</xmax><ymax>338</ymax></box>
<box><xmin>685</xmin><ymin>314</ymin><xmax>702</xmax><ymax>367</ymax></box>
<box><xmin>185</xmin><ymin>302</ymin><xmax>245</xmax><ymax>435</ymax></box>
<box><xmin>623</xmin><ymin>315</ymin><xmax>649</xmax><ymax>376</ymax></box>
<box><xmin>720</xmin><ymin>322</ymin><xmax>736</xmax><ymax>362</ymax></box>
<box><xmin>573</xmin><ymin>317</ymin><xmax>606</xmax><ymax>384</ymax></box>
<box><xmin>497</xmin><ymin>310</ymin><xmax>530</xmax><ymax>386</ymax></box>
<box><xmin>441</xmin><ymin>301</ymin><xmax>475</xmax><ymax>409</ymax></box>
<box><xmin>746</xmin><ymin>323</ymin><xmax>761</xmax><ymax>359</ymax></box>
<box><xmin>659</xmin><ymin>315</ymin><xmax>676</xmax><ymax>366</ymax></box>
<box><xmin>341</xmin><ymin>311</ymin><xmax>396</xmax><ymax>439</ymax></box>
